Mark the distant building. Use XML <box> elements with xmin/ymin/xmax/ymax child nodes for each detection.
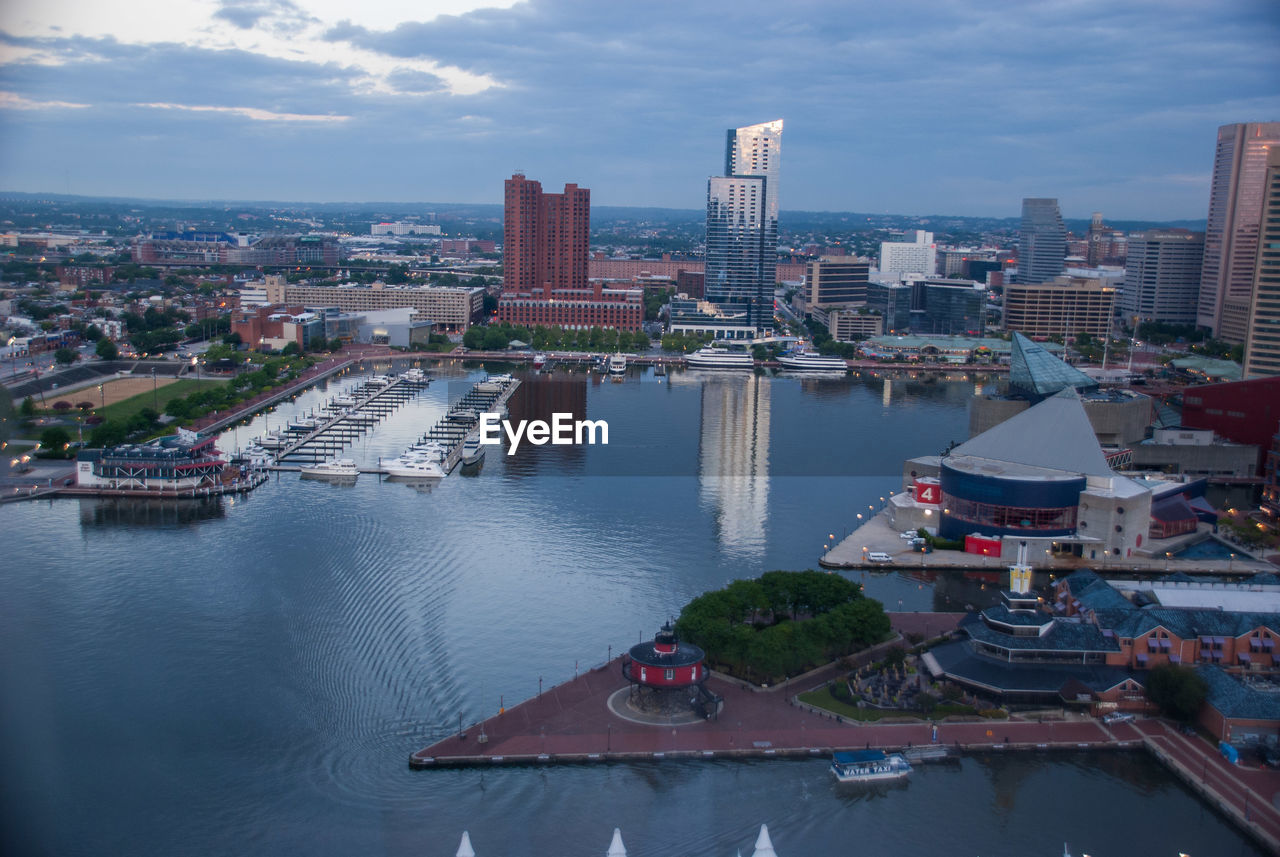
<box><xmin>813</xmin><ymin>307</ymin><xmax>882</xmax><ymax>342</ymax></box>
<box><xmin>1121</xmin><ymin>230</ymin><xmax>1204</xmax><ymax>326</ymax></box>
<box><xmin>1198</xmin><ymin>122</ymin><xmax>1280</xmax><ymax>343</ymax></box>
<box><xmin>704</xmin><ymin>120</ymin><xmax>784</xmax><ymax>333</ymax></box>
<box><xmin>910</xmin><ymin>278</ymin><xmax>987</xmax><ymax>336</ymax></box>
<box><xmin>866</xmin><ymin>281</ymin><xmax>912</xmax><ymax>334</ymax></box>
<box><xmin>1002</xmin><ymin>276</ymin><xmax>1117</xmax><ymax>340</ymax></box>
<box><xmin>264</xmin><ymin>280</ymin><xmax>483</xmax><ymax>332</ymax></box>
<box><xmin>586</xmin><ymin>258</ymin><xmax>805</xmax><ymax>283</ymax></box>
<box><xmin>76</xmin><ymin>434</ymin><xmax>227</xmax><ymax>492</ymax></box>
<box><xmin>879</xmin><ymin>231</ymin><xmax>936</xmax><ymax>277</ymax></box>
<box><xmin>1244</xmin><ymin>145</ymin><xmax>1280</xmax><ymax>378</ymax></box>
<box><xmin>133</xmin><ymin>232</ymin><xmax>341</xmax><ymax>267</ymax></box>
<box><xmin>1017</xmin><ymin>198</ymin><xmax>1067</xmax><ymax>284</ymax></box>
<box><xmin>1129</xmin><ymin>426</ymin><xmax>1259</xmax><ymax>479</ymax></box>
<box><xmin>804</xmin><ymin>255</ymin><xmax>869</xmax><ymax>309</ymax></box>
<box><xmin>370</xmin><ymin>221</ymin><xmax>441</xmax><ymax>237</ymax></box>
<box><xmin>1181</xmin><ymin>376</ymin><xmax>1280</xmax><ymax>475</ymax></box>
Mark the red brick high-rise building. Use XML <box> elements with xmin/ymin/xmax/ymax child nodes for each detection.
<box><xmin>499</xmin><ymin>174</ymin><xmax>642</xmax><ymax>331</ymax></box>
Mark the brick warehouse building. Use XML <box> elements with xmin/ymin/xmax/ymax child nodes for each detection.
<box><xmin>498</xmin><ymin>174</ymin><xmax>641</xmax><ymax>331</ymax></box>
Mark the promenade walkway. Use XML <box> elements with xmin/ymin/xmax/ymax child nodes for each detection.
<box><xmin>412</xmin><ymin>653</ymin><xmax>1280</xmax><ymax>852</ymax></box>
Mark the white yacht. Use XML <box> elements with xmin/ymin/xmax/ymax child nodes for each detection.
<box><xmin>405</xmin><ymin>441</ymin><xmax>448</xmax><ymax>463</ymax></box>
<box><xmin>331</xmin><ymin>394</ymin><xmax>358</xmax><ymax>407</ymax></box>
<box><xmin>257</xmin><ymin>431</ymin><xmax>289</xmax><ymax>449</ymax></box>
<box><xmin>287</xmin><ymin>415</ymin><xmax>319</xmax><ymax>432</ymax></box>
<box><xmin>685</xmin><ymin>344</ymin><xmax>754</xmax><ymax>370</ymax></box>
<box><xmin>461</xmin><ymin>435</ymin><xmax>485</xmax><ymax>466</ymax></box>
<box><xmin>382</xmin><ymin>457</ymin><xmax>445</xmax><ymax>479</ymax></box>
<box><xmin>403</xmin><ymin>367</ymin><xmax>427</xmax><ymax>383</ymax></box>
<box><xmin>608</xmin><ymin>353</ymin><xmax>627</xmax><ymax>375</ymax></box>
<box><xmin>776</xmin><ymin>348</ymin><xmax>848</xmax><ymax>372</ymax></box>
<box><xmin>300</xmin><ymin>458</ymin><xmax>359</xmax><ymax>480</ymax></box>
<box><xmin>367</xmin><ymin>374</ymin><xmax>394</xmax><ymax>387</ymax></box>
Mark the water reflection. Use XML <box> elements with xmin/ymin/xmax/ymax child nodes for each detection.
<box><xmin>697</xmin><ymin>374</ymin><xmax>770</xmax><ymax>558</ymax></box>
<box><xmin>77</xmin><ymin>496</ymin><xmax>226</xmax><ymax>528</ymax></box>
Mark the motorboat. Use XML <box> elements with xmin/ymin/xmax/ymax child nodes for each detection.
<box><xmin>447</xmin><ymin>408</ymin><xmax>479</xmax><ymax>424</ymax></box>
<box><xmin>300</xmin><ymin>458</ymin><xmax>359</xmax><ymax>480</ymax></box>
<box><xmin>488</xmin><ymin>373</ymin><xmax>513</xmax><ymax>385</ymax></box>
<box><xmin>405</xmin><ymin>441</ymin><xmax>448</xmax><ymax>463</ymax></box>
<box><xmin>776</xmin><ymin>348</ymin><xmax>848</xmax><ymax>372</ymax></box>
<box><xmin>608</xmin><ymin>353</ymin><xmax>627</xmax><ymax>375</ymax></box>
<box><xmin>257</xmin><ymin>431</ymin><xmax>289</xmax><ymax>449</ymax></box>
<box><xmin>382</xmin><ymin>457</ymin><xmax>445</xmax><ymax>479</ymax></box>
<box><xmin>830</xmin><ymin>750</ymin><xmax>911</xmax><ymax>783</ymax></box>
<box><xmin>685</xmin><ymin>344</ymin><xmax>754</xmax><ymax>370</ymax></box>
<box><xmin>461</xmin><ymin>435</ymin><xmax>485</xmax><ymax>466</ymax></box>
<box><xmin>331</xmin><ymin>394</ymin><xmax>358</xmax><ymax>407</ymax></box>
<box><xmin>403</xmin><ymin>368</ymin><xmax>428</xmax><ymax>383</ymax></box>
<box><xmin>367</xmin><ymin>374</ymin><xmax>394</xmax><ymax>386</ymax></box>
<box><xmin>287</xmin><ymin>416</ymin><xmax>320</xmax><ymax>432</ymax></box>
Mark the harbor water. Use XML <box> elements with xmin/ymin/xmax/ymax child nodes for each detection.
<box><xmin>0</xmin><ymin>363</ymin><xmax>1264</xmax><ymax>856</ymax></box>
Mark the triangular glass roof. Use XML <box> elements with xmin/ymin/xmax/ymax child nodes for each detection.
<box><xmin>1009</xmin><ymin>332</ymin><xmax>1100</xmax><ymax>399</ymax></box>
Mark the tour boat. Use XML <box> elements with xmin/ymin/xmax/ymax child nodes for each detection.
<box><xmin>776</xmin><ymin>348</ymin><xmax>848</xmax><ymax>372</ymax></box>
<box><xmin>608</xmin><ymin>353</ymin><xmax>627</xmax><ymax>375</ymax></box>
<box><xmin>685</xmin><ymin>344</ymin><xmax>754</xmax><ymax>370</ymax></box>
<box><xmin>300</xmin><ymin>458</ymin><xmax>359</xmax><ymax>480</ymax></box>
<box><xmin>532</xmin><ymin>353</ymin><xmax>547</xmax><ymax>370</ymax></box>
<box><xmin>830</xmin><ymin>750</ymin><xmax>912</xmax><ymax>783</ymax></box>
<box><xmin>382</xmin><ymin>457</ymin><xmax>445</xmax><ymax>479</ymax></box>
<box><xmin>461</xmin><ymin>435</ymin><xmax>485</xmax><ymax>466</ymax></box>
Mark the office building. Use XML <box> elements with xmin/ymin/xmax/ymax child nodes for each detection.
<box><xmin>263</xmin><ymin>279</ymin><xmax>483</xmax><ymax>332</ymax></box>
<box><xmin>910</xmin><ymin>278</ymin><xmax>987</xmax><ymax>336</ymax></box>
<box><xmin>1003</xmin><ymin>277</ymin><xmax>1116</xmax><ymax>340</ymax></box>
<box><xmin>879</xmin><ymin>231</ymin><xmax>936</xmax><ymax>277</ymax></box>
<box><xmin>1244</xmin><ymin>146</ymin><xmax>1280</xmax><ymax>377</ymax></box>
<box><xmin>1121</xmin><ymin>230</ymin><xmax>1204</xmax><ymax>325</ymax></box>
<box><xmin>866</xmin><ymin>281</ymin><xmax>912</xmax><ymax>333</ymax></box>
<box><xmin>1017</xmin><ymin>198</ymin><xmax>1067</xmax><ymax>283</ymax></box>
<box><xmin>1197</xmin><ymin>122</ymin><xmax>1280</xmax><ymax>342</ymax></box>
<box><xmin>805</xmin><ymin>255</ymin><xmax>869</xmax><ymax>309</ymax></box>
<box><xmin>498</xmin><ymin>174</ymin><xmax>638</xmax><ymax>330</ymax></box>
<box><xmin>704</xmin><ymin>120</ymin><xmax>783</xmax><ymax>333</ymax></box>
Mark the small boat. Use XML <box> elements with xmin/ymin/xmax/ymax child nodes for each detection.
<box><xmin>403</xmin><ymin>368</ymin><xmax>428</xmax><ymax>383</ymax></box>
<box><xmin>287</xmin><ymin>416</ymin><xmax>319</xmax><ymax>432</ymax></box>
<box><xmin>331</xmin><ymin>394</ymin><xmax>358</xmax><ymax>408</ymax></box>
<box><xmin>685</xmin><ymin>344</ymin><xmax>754</xmax><ymax>370</ymax></box>
<box><xmin>461</xmin><ymin>435</ymin><xmax>485</xmax><ymax>466</ymax></box>
<box><xmin>830</xmin><ymin>750</ymin><xmax>911</xmax><ymax>783</ymax></box>
<box><xmin>532</xmin><ymin>353</ymin><xmax>547</xmax><ymax>370</ymax></box>
<box><xmin>382</xmin><ymin>457</ymin><xmax>445</xmax><ymax>479</ymax></box>
<box><xmin>488</xmin><ymin>373</ymin><xmax>513</xmax><ymax>385</ymax></box>
<box><xmin>300</xmin><ymin>458</ymin><xmax>359</xmax><ymax>480</ymax></box>
<box><xmin>776</xmin><ymin>347</ymin><xmax>847</xmax><ymax>372</ymax></box>
<box><xmin>405</xmin><ymin>441</ymin><xmax>448</xmax><ymax>462</ymax></box>
<box><xmin>475</xmin><ymin>380</ymin><xmax>505</xmax><ymax>393</ymax></box>
<box><xmin>257</xmin><ymin>431</ymin><xmax>289</xmax><ymax>449</ymax></box>
<box><xmin>367</xmin><ymin>374</ymin><xmax>394</xmax><ymax>386</ymax></box>
<box><xmin>447</xmin><ymin>408</ymin><xmax>479</xmax><ymax>424</ymax></box>
<box><xmin>608</xmin><ymin>353</ymin><xmax>627</xmax><ymax>375</ymax></box>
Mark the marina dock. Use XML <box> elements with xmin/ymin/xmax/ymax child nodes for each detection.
<box><xmin>399</xmin><ymin>373</ymin><xmax>520</xmax><ymax>474</ymax></box>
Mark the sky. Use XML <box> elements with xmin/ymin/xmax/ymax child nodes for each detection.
<box><xmin>0</xmin><ymin>0</ymin><xmax>1278</xmax><ymax>220</ymax></box>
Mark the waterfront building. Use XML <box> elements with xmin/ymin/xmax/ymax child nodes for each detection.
<box><xmin>879</xmin><ymin>231</ymin><xmax>936</xmax><ymax>278</ymax></box>
<box><xmin>704</xmin><ymin>120</ymin><xmax>783</xmax><ymax>333</ymax></box>
<box><xmin>263</xmin><ymin>279</ymin><xmax>484</xmax><ymax>333</ymax></box>
<box><xmin>857</xmin><ymin>334</ymin><xmax>1033</xmax><ymax>364</ymax></box>
<box><xmin>1181</xmin><ymin>375</ymin><xmax>1280</xmax><ymax>476</ymax></box>
<box><xmin>813</xmin><ymin>307</ymin><xmax>882</xmax><ymax>342</ymax></box>
<box><xmin>1121</xmin><ymin>230</ymin><xmax>1204</xmax><ymax>326</ymax></box>
<box><xmin>865</xmin><ymin>281</ymin><xmax>912</xmax><ymax>334</ymax></box>
<box><xmin>1128</xmin><ymin>426</ymin><xmax>1259</xmax><ymax>479</ymax></box>
<box><xmin>75</xmin><ymin>434</ymin><xmax>227</xmax><ymax>492</ymax></box>
<box><xmin>1017</xmin><ymin>198</ymin><xmax>1067</xmax><ymax>284</ymax></box>
<box><xmin>1244</xmin><ymin>145</ymin><xmax>1280</xmax><ymax>377</ymax></box>
<box><xmin>909</xmin><ymin>278</ymin><xmax>988</xmax><ymax>336</ymax></box>
<box><xmin>804</xmin><ymin>255</ymin><xmax>869</xmax><ymax>309</ymax></box>
<box><xmin>1002</xmin><ymin>276</ymin><xmax>1117</xmax><ymax>340</ymax></box>
<box><xmin>929</xmin><ymin>568</ymin><xmax>1280</xmax><ymax>739</ymax></box>
<box><xmin>1197</xmin><ymin>122</ymin><xmax>1280</xmax><ymax>343</ymax></box>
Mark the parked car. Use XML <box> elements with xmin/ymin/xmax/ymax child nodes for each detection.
<box><xmin>1103</xmin><ymin>712</ymin><xmax>1135</xmax><ymax>724</ymax></box>
<box><xmin>867</xmin><ymin>552</ymin><xmax>893</xmax><ymax>563</ymax></box>
<box><xmin>899</xmin><ymin>530</ymin><xmax>917</xmax><ymax>540</ymax></box>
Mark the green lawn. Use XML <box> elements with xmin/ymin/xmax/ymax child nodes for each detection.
<box><xmin>96</xmin><ymin>378</ymin><xmax>227</xmax><ymax>423</ymax></box>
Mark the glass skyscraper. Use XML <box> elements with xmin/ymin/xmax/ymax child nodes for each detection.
<box><xmin>704</xmin><ymin>120</ymin><xmax>783</xmax><ymax>333</ymax></box>
<box><xmin>1017</xmin><ymin>198</ymin><xmax>1066</xmax><ymax>284</ymax></box>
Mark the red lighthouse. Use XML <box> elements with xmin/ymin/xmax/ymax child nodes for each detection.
<box><xmin>624</xmin><ymin>623</ymin><xmax>707</xmax><ymax>688</ymax></box>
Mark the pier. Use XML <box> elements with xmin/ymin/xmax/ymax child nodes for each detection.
<box><xmin>409</xmin><ymin>645</ymin><xmax>1280</xmax><ymax>853</ymax></box>
<box><xmin>397</xmin><ymin>374</ymin><xmax>520</xmax><ymax>474</ymax></box>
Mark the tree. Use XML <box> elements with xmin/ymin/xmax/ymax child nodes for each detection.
<box><xmin>222</xmin><ymin>331</ymin><xmax>243</xmax><ymax>347</ymax></box>
<box><xmin>1146</xmin><ymin>664</ymin><xmax>1209</xmax><ymax>722</ymax></box>
<box><xmin>281</xmin><ymin>342</ymin><xmax>302</xmax><ymax>356</ymax></box>
<box><xmin>39</xmin><ymin>425</ymin><xmax>72</xmax><ymax>453</ymax></box>
<box><xmin>84</xmin><ymin>324</ymin><xmax>102</xmax><ymax>342</ymax></box>
<box><xmin>54</xmin><ymin>347</ymin><xmax>78</xmax><ymax>366</ymax></box>
<box><xmin>20</xmin><ymin>396</ymin><xmax>36</xmax><ymax>417</ymax></box>
<box><xmin>96</xmin><ymin>338</ymin><xmax>119</xmax><ymax>361</ymax></box>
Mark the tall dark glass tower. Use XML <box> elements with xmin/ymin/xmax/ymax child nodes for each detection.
<box><xmin>1017</xmin><ymin>198</ymin><xmax>1066</xmax><ymax>284</ymax></box>
<box><xmin>704</xmin><ymin>120</ymin><xmax>782</xmax><ymax>334</ymax></box>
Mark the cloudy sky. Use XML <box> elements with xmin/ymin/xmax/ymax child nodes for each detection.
<box><xmin>1</xmin><ymin>0</ymin><xmax>1277</xmax><ymax>219</ymax></box>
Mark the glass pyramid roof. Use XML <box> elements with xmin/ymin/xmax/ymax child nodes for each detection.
<box><xmin>1009</xmin><ymin>332</ymin><xmax>1100</xmax><ymax>399</ymax></box>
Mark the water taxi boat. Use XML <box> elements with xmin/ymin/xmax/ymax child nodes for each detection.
<box><xmin>608</xmin><ymin>353</ymin><xmax>627</xmax><ymax>375</ymax></box>
<box><xmin>830</xmin><ymin>750</ymin><xmax>911</xmax><ymax>783</ymax></box>
<box><xmin>776</xmin><ymin>348</ymin><xmax>847</xmax><ymax>372</ymax></box>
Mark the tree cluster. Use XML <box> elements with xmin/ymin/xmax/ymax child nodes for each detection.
<box><xmin>674</xmin><ymin>570</ymin><xmax>890</xmax><ymax>685</ymax></box>
<box><xmin>462</xmin><ymin>322</ymin><xmax>650</xmax><ymax>353</ymax></box>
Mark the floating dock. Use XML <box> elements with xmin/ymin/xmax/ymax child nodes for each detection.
<box><xmin>399</xmin><ymin>374</ymin><xmax>520</xmax><ymax>474</ymax></box>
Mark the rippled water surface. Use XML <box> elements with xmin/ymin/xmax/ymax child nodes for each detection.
<box><xmin>0</xmin><ymin>364</ymin><xmax>1264</xmax><ymax>855</ymax></box>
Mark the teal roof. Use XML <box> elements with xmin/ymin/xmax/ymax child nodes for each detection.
<box><xmin>1198</xmin><ymin>665</ymin><xmax>1280</xmax><ymax>721</ymax></box>
<box><xmin>1170</xmin><ymin>356</ymin><xmax>1242</xmax><ymax>381</ymax></box>
<box><xmin>1009</xmin><ymin>332</ymin><xmax>1101</xmax><ymax>398</ymax></box>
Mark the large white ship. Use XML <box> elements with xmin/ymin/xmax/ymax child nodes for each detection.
<box><xmin>776</xmin><ymin>347</ymin><xmax>847</xmax><ymax>372</ymax></box>
<box><xmin>685</xmin><ymin>344</ymin><xmax>754</xmax><ymax>370</ymax></box>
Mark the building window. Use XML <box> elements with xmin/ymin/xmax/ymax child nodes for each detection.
<box><xmin>664</xmin><ymin>669</ymin><xmax>674</xmax><ymax>681</ymax></box>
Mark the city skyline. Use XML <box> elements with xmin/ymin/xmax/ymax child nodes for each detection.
<box><xmin>0</xmin><ymin>1</ymin><xmax>1278</xmax><ymax>219</ymax></box>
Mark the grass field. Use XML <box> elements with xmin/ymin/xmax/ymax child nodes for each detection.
<box><xmin>96</xmin><ymin>378</ymin><xmax>227</xmax><ymax>423</ymax></box>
